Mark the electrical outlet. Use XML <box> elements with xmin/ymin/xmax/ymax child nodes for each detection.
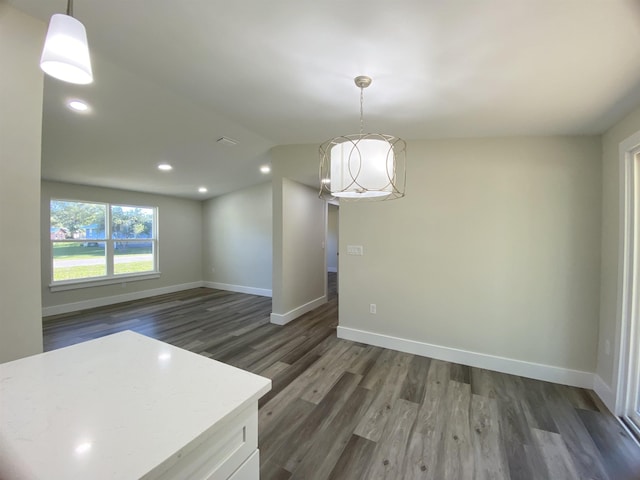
<box><xmin>370</xmin><ymin>304</ymin><xmax>376</xmax><ymax>314</ymax></box>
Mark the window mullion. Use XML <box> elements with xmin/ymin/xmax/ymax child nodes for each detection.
<box><xmin>106</xmin><ymin>205</ymin><xmax>114</xmax><ymax>276</ymax></box>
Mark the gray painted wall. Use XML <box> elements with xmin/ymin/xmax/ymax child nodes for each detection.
<box><xmin>203</xmin><ymin>182</ymin><xmax>272</xmax><ymax>291</ymax></box>
<box><xmin>597</xmin><ymin>103</ymin><xmax>640</xmax><ymax>388</ymax></box>
<box><xmin>0</xmin><ymin>5</ymin><xmax>45</xmax><ymax>363</ymax></box>
<box><xmin>271</xmin><ymin>145</ymin><xmax>327</xmax><ymax>320</ymax></box>
<box><xmin>41</xmin><ymin>181</ymin><xmax>203</xmax><ymax>312</ymax></box>
<box><xmin>339</xmin><ymin>136</ymin><xmax>602</xmax><ymax>373</ymax></box>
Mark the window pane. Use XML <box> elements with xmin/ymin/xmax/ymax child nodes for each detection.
<box><xmin>114</xmin><ymin>241</ymin><xmax>154</xmax><ymax>275</ymax></box>
<box><xmin>50</xmin><ymin>200</ymin><xmax>106</xmax><ymax>241</ymax></box>
<box><xmin>52</xmin><ymin>242</ymin><xmax>106</xmax><ymax>281</ymax></box>
<box><xmin>111</xmin><ymin>206</ymin><xmax>154</xmax><ymax>240</ymax></box>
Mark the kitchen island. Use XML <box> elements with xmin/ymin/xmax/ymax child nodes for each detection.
<box><xmin>0</xmin><ymin>330</ymin><xmax>271</xmax><ymax>479</ymax></box>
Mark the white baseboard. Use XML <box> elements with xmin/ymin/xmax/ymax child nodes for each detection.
<box><xmin>327</xmin><ymin>267</ymin><xmax>338</xmax><ymax>273</ymax></box>
<box><xmin>593</xmin><ymin>375</ymin><xmax>616</xmax><ymax>414</ymax></box>
<box><xmin>337</xmin><ymin>326</ymin><xmax>595</xmax><ymax>389</ymax></box>
<box><xmin>42</xmin><ymin>282</ymin><xmax>205</xmax><ymax>317</ymax></box>
<box><xmin>271</xmin><ymin>295</ymin><xmax>327</xmax><ymax>326</ymax></box>
<box><xmin>204</xmin><ymin>282</ymin><xmax>272</xmax><ymax>298</ymax></box>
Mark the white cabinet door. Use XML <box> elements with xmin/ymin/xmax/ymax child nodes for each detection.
<box><xmin>227</xmin><ymin>450</ymin><xmax>259</xmax><ymax>480</ymax></box>
<box><xmin>151</xmin><ymin>405</ymin><xmax>258</xmax><ymax>480</ymax></box>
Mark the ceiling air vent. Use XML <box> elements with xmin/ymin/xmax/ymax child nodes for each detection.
<box><xmin>217</xmin><ymin>136</ymin><xmax>239</xmax><ymax>146</ymax></box>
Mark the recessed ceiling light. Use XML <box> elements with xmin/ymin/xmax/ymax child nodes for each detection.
<box><xmin>157</xmin><ymin>163</ymin><xmax>173</xmax><ymax>171</ymax></box>
<box><xmin>74</xmin><ymin>442</ymin><xmax>92</xmax><ymax>454</ymax></box>
<box><xmin>67</xmin><ymin>99</ymin><xmax>89</xmax><ymax>112</ymax></box>
<box><xmin>260</xmin><ymin>165</ymin><xmax>271</xmax><ymax>174</ymax></box>
<box><xmin>198</xmin><ymin>187</ymin><xmax>208</xmax><ymax>193</ymax></box>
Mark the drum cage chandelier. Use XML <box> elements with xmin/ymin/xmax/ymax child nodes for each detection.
<box><xmin>319</xmin><ymin>75</ymin><xmax>406</xmax><ymax>201</ymax></box>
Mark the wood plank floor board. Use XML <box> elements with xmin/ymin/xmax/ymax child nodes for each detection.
<box><xmin>227</xmin><ymin>316</ymin><xmax>270</xmax><ymax>337</ymax></box>
<box><xmin>436</xmin><ymin>380</ymin><xmax>474</xmax><ymax>480</ymax></box>
<box><xmin>327</xmin><ymin>434</ymin><xmax>377</xmax><ymax>480</ymax></box>
<box><xmin>300</xmin><ymin>344</ymin><xmax>365</xmax><ymax>404</ymax></box>
<box><xmin>555</xmin><ymin>383</ymin><xmax>600</xmax><ymax>412</ymax></box>
<box><xmin>345</xmin><ymin>344</ymin><xmax>384</xmax><ymax>377</ymax></box>
<box><xmin>405</xmin><ymin>431</ymin><xmax>440</xmax><ymax>479</ymax></box>
<box><xmin>258</xmin><ymin>397</ymin><xmax>316</xmax><ymax>466</ymax></box>
<box><xmin>543</xmin><ymin>384</ymin><xmax>611</xmax><ymax>480</ymax></box>
<box><xmin>354</xmin><ymin>351</ymin><xmax>413</xmax><ymax>442</ymax></box>
<box><xmin>531</xmin><ymin>428</ymin><xmax>581</xmax><ymax>480</ymax></box>
<box><xmin>576</xmin><ymin>407</ymin><xmax>640</xmax><ymax>480</ymax></box>
<box><xmin>359</xmin><ymin>348</ymin><xmax>399</xmax><ymax>390</ymax></box>
<box><xmin>277</xmin><ymin>325</ymin><xmax>335</xmax><ymax>366</ymax></box>
<box><xmin>226</xmin><ymin>329</ymin><xmax>309</xmax><ymax>371</ymax></box>
<box><xmin>249</xmin><ymin>312</ymin><xmax>328</xmax><ymax>354</ymax></box>
<box><xmin>258</xmin><ymin>360</ymin><xmax>290</xmax><ymax>379</ymax></box>
<box><xmin>258</xmin><ymin>352</ymin><xmax>323</xmax><ymax>429</ymax></box>
<box><xmin>282</xmin><ymin>372</ymin><xmax>363</xmax><ymax>472</ymax></box>
<box><xmin>288</xmin><ymin>384</ymin><xmax>374</xmax><ymax>480</ymax></box>
<box><xmin>450</xmin><ymin>362</ymin><xmax>471</xmax><ymax>385</ymax></box>
<box><xmin>470</xmin><ymin>393</ymin><xmax>510</xmax><ymax>480</ymax></box>
<box><xmin>258</xmin><ymin>340</ymin><xmax>353</xmax><ymax>421</ymax></box>
<box><xmin>202</xmin><ymin>327</ymin><xmax>278</xmax><ymax>361</ymax></box>
<box><xmin>470</xmin><ymin>367</ymin><xmax>500</xmax><ymax>399</ymax></box>
<box><xmin>405</xmin><ymin>359</ymin><xmax>450</xmax><ymax>479</ymax></box>
<box><xmin>519</xmin><ymin>377</ymin><xmax>560</xmax><ymax>434</ymax></box>
<box><xmin>399</xmin><ymin>354</ymin><xmax>431</xmax><ymax>404</ymax></box>
<box><xmin>258</xmin><ymin>322</ymin><xmax>341</xmax><ymax>411</ymax></box>
<box><xmin>497</xmin><ymin>396</ymin><xmax>540</xmax><ymax>480</ymax></box>
<box><xmin>258</xmin><ymin>351</ymin><xmax>322</xmax><ymax>408</ymax></box>
<box><xmin>260</xmin><ymin>459</ymin><xmax>292</xmax><ymax>480</ymax></box>
<box><xmin>364</xmin><ymin>397</ymin><xmax>419</xmax><ymax>480</ymax></box>
<box><xmin>42</xmin><ymin>276</ymin><xmax>640</xmax><ymax>480</ymax></box>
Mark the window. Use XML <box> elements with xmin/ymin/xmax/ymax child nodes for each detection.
<box><xmin>50</xmin><ymin>200</ymin><xmax>157</xmax><ymax>287</ymax></box>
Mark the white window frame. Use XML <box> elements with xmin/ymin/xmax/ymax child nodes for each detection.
<box><xmin>49</xmin><ymin>199</ymin><xmax>159</xmax><ymax>291</ymax></box>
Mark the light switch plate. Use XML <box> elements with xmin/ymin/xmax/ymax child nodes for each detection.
<box><xmin>347</xmin><ymin>245</ymin><xmax>364</xmax><ymax>256</ymax></box>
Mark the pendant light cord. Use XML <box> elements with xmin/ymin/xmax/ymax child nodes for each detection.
<box><xmin>359</xmin><ymin>87</ymin><xmax>364</xmax><ymax>135</ymax></box>
<box><xmin>67</xmin><ymin>0</ymin><xmax>74</xmax><ymax>16</ymax></box>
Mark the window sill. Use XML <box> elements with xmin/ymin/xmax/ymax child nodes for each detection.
<box><xmin>49</xmin><ymin>272</ymin><xmax>161</xmax><ymax>292</ymax></box>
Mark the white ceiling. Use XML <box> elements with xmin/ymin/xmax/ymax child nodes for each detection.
<box><xmin>7</xmin><ymin>0</ymin><xmax>640</xmax><ymax>199</ymax></box>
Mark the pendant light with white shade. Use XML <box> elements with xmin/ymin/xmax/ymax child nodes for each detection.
<box><xmin>319</xmin><ymin>76</ymin><xmax>406</xmax><ymax>201</ymax></box>
<box><xmin>40</xmin><ymin>0</ymin><xmax>93</xmax><ymax>85</ymax></box>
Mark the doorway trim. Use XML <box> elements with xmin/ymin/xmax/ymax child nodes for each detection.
<box><xmin>613</xmin><ymin>130</ymin><xmax>640</xmax><ymax>423</ymax></box>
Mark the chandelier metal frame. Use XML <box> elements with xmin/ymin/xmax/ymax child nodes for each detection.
<box><xmin>319</xmin><ymin>76</ymin><xmax>406</xmax><ymax>201</ymax></box>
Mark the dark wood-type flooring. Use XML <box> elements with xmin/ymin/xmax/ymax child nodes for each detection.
<box><xmin>43</xmin><ymin>275</ymin><xmax>640</xmax><ymax>479</ymax></box>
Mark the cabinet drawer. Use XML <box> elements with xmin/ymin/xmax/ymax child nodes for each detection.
<box><xmin>148</xmin><ymin>403</ymin><xmax>258</xmax><ymax>480</ymax></box>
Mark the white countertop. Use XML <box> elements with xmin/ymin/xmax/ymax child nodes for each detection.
<box><xmin>0</xmin><ymin>330</ymin><xmax>271</xmax><ymax>480</ymax></box>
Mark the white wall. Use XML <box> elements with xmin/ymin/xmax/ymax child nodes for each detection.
<box><xmin>276</xmin><ymin>178</ymin><xmax>326</xmax><ymax>322</ymax></box>
<box><xmin>327</xmin><ymin>204</ymin><xmax>339</xmax><ymax>272</ymax></box>
<box><xmin>0</xmin><ymin>5</ymin><xmax>45</xmax><ymax>363</ymax></box>
<box><xmin>597</xmin><ymin>104</ymin><xmax>640</xmax><ymax>392</ymax></box>
<box><xmin>271</xmin><ymin>145</ymin><xmax>327</xmax><ymax>324</ymax></box>
<box><xmin>338</xmin><ymin>136</ymin><xmax>602</xmax><ymax>386</ymax></box>
<box><xmin>41</xmin><ymin>181</ymin><xmax>203</xmax><ymax>315</ymax></box>
<box><xmin>203</xmin><ymin>182</ymin><xmax>272</xmax><ymax>296</ymax></box>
